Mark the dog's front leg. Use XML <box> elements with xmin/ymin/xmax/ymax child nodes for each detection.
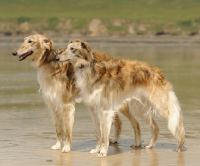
<box><xmin>51</xmin><ymin>110</ymin><xmax>63</xmax><ymax>150</ymax></box>
<box><xmin>62</xmin><ymin>103</ymin><xmax>75</xmax><ymax>153</ymax></box>
<box><xmin>98</xmin><ymin>110</ymin><xmax>115</xmax><ymax>157</ymax></box>
<box><xmin>89</xmin><ymin>107</ymin><xmax>102</xmax><ymax>154</ymax></box>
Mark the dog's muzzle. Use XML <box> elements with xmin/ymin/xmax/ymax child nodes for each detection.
<box><xmin>55</xmin><ymin>57</ymin><xmax>60</xmax><ymax>61</ymax></box>
<box><xmin>55</xmin><ymin>56</ymin><xmax>70</xmax><ymax>62</ymax></box>
<box><xmin>12</xmin><ymin>51</ymin><xmax>17</xmax><ymax>56</ymax></box>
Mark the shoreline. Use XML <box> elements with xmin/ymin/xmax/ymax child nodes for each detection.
<box><xmin>1</xmin><ymin>34</ymin><xmax>200</xmax><ymax>45</ymax></box>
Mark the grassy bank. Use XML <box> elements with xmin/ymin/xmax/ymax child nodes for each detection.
<box><xmin>0</xmin><ymin>0</ymin><xmax>200</xmax><ymax>36</ymax></box>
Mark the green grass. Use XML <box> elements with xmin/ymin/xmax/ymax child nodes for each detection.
<box><xmin>1</xmin><ymin>0</ymin><xmax>200</xmax><ymax>23</ymax></box>
<box><xmin>48</xmin><ymin>17</ymin><xmax>59</xmax><ymax>30</ymax></box>
<box><xmin>1</xmin><ymin>0</ymin><xmax>200</xmax><ymax>34</ymax></box>
<box><xmin>17</xmin><ymin>17</ymin><xmax>31</xmax><ymax>24</ymax></box>
<box><xmin>71</xmin><ymin>19</ymin><xmax>88</xmax><ymax>30</ymax></box>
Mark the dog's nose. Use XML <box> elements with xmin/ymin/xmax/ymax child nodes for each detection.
<box><xmin>12</xmin><ymin>51</ymin><xmax>17</xmax><ymax>56</ymax></box>
<box><xmin>55</xmin><ymin>57</ymin><xmax>60</xmax><ymax>61</ymax></box>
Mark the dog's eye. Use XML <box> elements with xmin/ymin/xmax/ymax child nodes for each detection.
<box><xmin>70</xmin><ymin>47</ymin><xmax>74</xmax><ymax>50</ymax></box>
<box><xmin>28</xmin><ymin>40</ymin><xmax>32</xmax><ymax>43</ymax></box>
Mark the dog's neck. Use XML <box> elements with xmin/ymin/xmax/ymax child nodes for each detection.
<box><xmin>33</xmin><ymin>48</ymin><xmax>65</xmax><ymax>68</ymax></box>
<box><xmin>45</xmin><ymin>48</ymin><xmax>65</xmax><ymax>63</ymax></box>
<box><xmin>77</xmin><ymin>59</ymin><xmax>95</xmax><ymax>69</ymax></box>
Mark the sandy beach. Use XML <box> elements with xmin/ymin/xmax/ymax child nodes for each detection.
<box><xmin>1</xmin><ymin>103</ymin><xmax>200</xmax><ymax>166</ymax></box>
<box><xmin>0</xmin><ymin>41</ymin><xmax>200</xmax><ymax>166</ymax></box>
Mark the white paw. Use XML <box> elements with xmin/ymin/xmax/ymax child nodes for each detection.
<box><xmin>97</xmin><ymin>148</ymin><xmax>107</xmax><ymax>157</ymax></box>
<box><xmin>62</xmin><ymin>145</ymin><xmax>71</xmax><ymax>153</ymax></box>
<box><xmin>51</xmin><ymin>143</ymin><xmax>61</xmax><ymax>150</ymax></box>
<box><xmin>90</xmin><ymin>147</ymin><xmax>100</xmax><ymax>154</ymax></box>
<box><xmin>144</xmin><ymin>145</ymin><xmax>153</xmax><ymax>149</ymax></box>
<box><xmin>97</xmin><ymin>152</ymin><xmax>107</xmax><ymax>157</ymax></box>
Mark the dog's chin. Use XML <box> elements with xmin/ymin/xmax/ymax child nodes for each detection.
<box><xmin>19</xmin><ymin>51</ymin><xmax>33</xmax><ymax>61</ymax></box>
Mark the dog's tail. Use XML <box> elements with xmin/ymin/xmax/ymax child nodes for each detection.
<box><xmin>167</xmin><ymin>91</ymin><xmax>185</xmax><ymax>151</ymax></box>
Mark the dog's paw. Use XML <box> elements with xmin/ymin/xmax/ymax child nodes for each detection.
<box><xmin>97</xmin><ymin>153</ymin><xmax>107</xmax><ymax>157</ymax></box>
<box><xmin>175</xmin><ymin>147</ymin><xmax>184</xmax><ymax>152</ymax></box>
<box><xmin>50</xmin><ymin>143</ymin><xmax>61</xmax><ymax>150</ymax></box>
<box><xmin>97</xmin><ymin>147</ymin><xmax>107</xmax><ymax>157</ymax></box>
<box><xmin>144</xmin><ymin>145</ymin><xmax>153</xmax><ymax>149</ymax></box>
<box><xmin>89</xmin><ymin>147</ymin><xmax>100</xmax><ymax>154</ymax></box>
<box><xmin>97</xmin><ymin>149</ymin><xmax>107</xmax><ymax>157</ymax></box>
<box><xmin>62</xmin><ymin>145</ymin><xmax>71</xmax><ymax>153</ymax></box>
<box><xmin>109</xmin><ymin>138</ymin><xmax>118</xmax><ymax>144</ymax></box>
<box><xmin>130</xmin><ymin>143</ymin><xmax>141</xmax><ymax>148</ymax></box>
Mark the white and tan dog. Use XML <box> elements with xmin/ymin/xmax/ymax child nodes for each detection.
<box><xmin>57</xmin><ymin>40</ymin><xmax>185</xmax><ymax>157</ymax></box>
<box><xmin>12</xmin><ymin>34</ymin><xmax>78</xmax><ymax>152</ymax></box>
<box><xmin>12</xmin><ymin>34</ymin><xmax>143</xmax><ymax>153</ymax></box>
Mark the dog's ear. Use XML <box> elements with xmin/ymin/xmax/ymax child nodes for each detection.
<box><xmin>37</xmin><ymin>38</ymin><xmax>53</xmax><ymax>67</ymax></box>
<box><xmin>68</xmin><ymin>40</ymin><xmax>74</xmax><ymax>44</ymax></box>
<box><xmin>81</xmin><ymin>41</ymin><xmax>91</xmax><ymax>52</ymax></box>
<box><xmin>42</xmin><ymin>38</ymin><xmax>53</xmax><ymax>50</ymax></box>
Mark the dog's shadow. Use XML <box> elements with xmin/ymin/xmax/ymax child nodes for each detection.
<box><xmin>50</xmin><ymin>139</ymin><xmax>186</xmax><ymax>166</ymax></box>
<box><xmin>71</xmin><ymin>139</ymin><xmax>187</xmax><ymax>156</ymax></box>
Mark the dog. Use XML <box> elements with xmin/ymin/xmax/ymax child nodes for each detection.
<box><xmin>56</xmin><ymin>40</ymin><xmax>185</xmax><ymax>157</ymax></box>
<box><xmin>12</xmin><ymin>34</ymin><xmax>79</xmax><ymax>152</ymax></box>
<box><xmin>12</xmin><ymin>34</ymin><xmax>142</xmax><ymax>153</ymax></box>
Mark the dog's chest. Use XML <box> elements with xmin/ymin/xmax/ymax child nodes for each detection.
<box><xmin>37</xmin><ymin>68</ymin><xmax>64</xmax><ymax>104</ymax></box>
<box><xmin>75</xmin><ymin>70</ymin><xmax>103</xmax><ymax>106</ymax></box>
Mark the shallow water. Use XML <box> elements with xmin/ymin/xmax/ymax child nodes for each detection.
<box><xmin>0</xmin><ymin>42</ymin><xmax>200</xmax><ymax>165</ymax></box>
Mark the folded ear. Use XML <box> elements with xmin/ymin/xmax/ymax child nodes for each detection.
<box><xmin>81</xmin><ymin>41</ymin><xmax>91</xmax><ymax>52</ymax></box>
<box><xmin>37</xmin><ymin>37</ymin><xmax>53</xmax><ymax>67</ymax></box>
<box><xmin>42</xmin><ymin>38</ymin><xmax>53</xmax><ymax>50</ymax></box>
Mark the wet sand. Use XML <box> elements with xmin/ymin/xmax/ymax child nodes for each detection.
<box><xmin>1</xmin><ymin>43</ymin><xmax>200</xmax><ymax>165</ymax></box>
<box><xmin>1</xmin><ymin>104</ymin><xmax>200</xmax><ymax>166</ymax></box>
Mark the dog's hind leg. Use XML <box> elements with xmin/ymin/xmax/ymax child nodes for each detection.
<box><xmin>144</xmin><ymin>118</ymin><xmax>159</xmax><ymax>149</ymax></box>
<box><xmin>62</xmin><ymin>103</ymin><xmax>75</xmax><ymax>153</ymax></box>
<box><xmin>110</xmin><ymin>114</ymin><xmax>122</xmax><ymax>144</ymax></box>
<box><xmin>51</xmin><ymin>110</ymin><xmax>63</xmax><ymax>150</ymax></box>
<box><xmin>129</xmin><ymin>99</ymin><xmax>159</xmax><ymax>148</ymax></box>
<box><xmin>147</xmin><ymin>89</ymin><xmax>185</xmax><ymax>151</ymax></box>
<box><xmin>119</xmin><ymin>102</ymin><xmax>141</xmax><ymax>147</ymax></box>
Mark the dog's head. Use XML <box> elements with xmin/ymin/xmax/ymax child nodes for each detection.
<box><xmin>56</xmin><ymin>39</ymin><xmax>94</xmax><ymax>68</ymax></box>
<box><xmin>12</xmin><ymin>34</ymin><xmax>53</xmax><ymax>65</ymax></box>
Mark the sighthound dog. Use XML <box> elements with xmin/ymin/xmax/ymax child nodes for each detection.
<box><xmin>12</xmin><ymin>34</ymin><xmax>143</xmax><ymax>153</ymax></box>
<box><xmin>12</xmin><ymin>34</ymin><xmax>78</xmax><ymax>152</ymax></box>
<box><xmin>57</xmin><ymin>40</ymin><xmax>185</xmax><ymax>157</ymax></box>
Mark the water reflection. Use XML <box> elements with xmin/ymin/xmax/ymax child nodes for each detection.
<box><xmin>131</xmin><ymin>149</ymin><xmax>142</xmax><ymax>166</ymax></box>
<box><xmin>177</xmin><ymin>152</ymin><xmax>185</xmax><ymax>166</ymax></box>
<box><xmin>52</xmin><ymin>140</ymin><xmax>186</xmax><ymax>166</ymax></box>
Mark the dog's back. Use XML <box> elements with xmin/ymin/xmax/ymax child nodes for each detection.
<box><xmin>93</xmin><ymin>52</ymin><xmax>113</xmax><ymax>62</ymax></box>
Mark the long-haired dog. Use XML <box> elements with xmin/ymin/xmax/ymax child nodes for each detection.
<box><xmin>57</xmin><ymin>40</ymin><xmax>185</xmax><ymax>157</ymax></box>
<box><xmin>12</xmin><ymin>34</ymin><xmax>142</xmax><ymax>153</ymax></box>
<box><xmin>12</xmin><ymin>34</ymin><xmax>79</xmax><ymax>152</ymax></box>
